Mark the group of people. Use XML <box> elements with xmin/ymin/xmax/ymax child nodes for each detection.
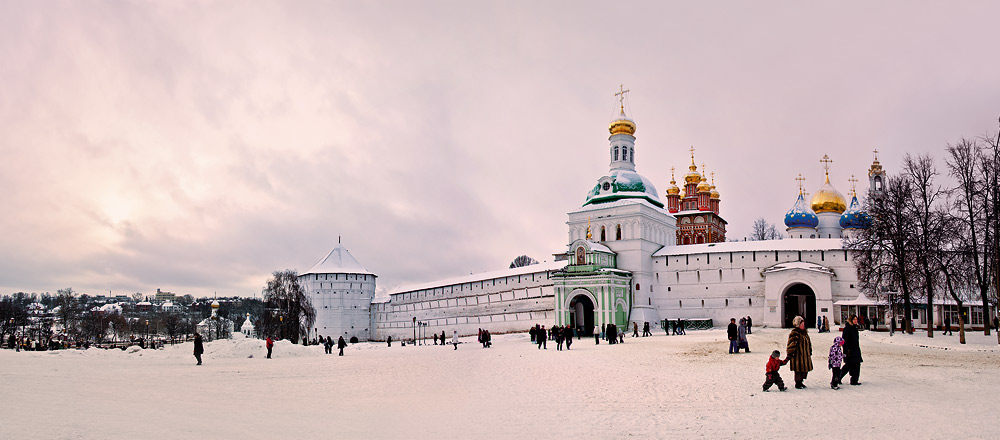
<box><xmin>763</xmin><ymin>314</ymin><xmax>863</xmax><ymax>392</ymax></box>
<box><xmin>664</xmin><ymin>318</ymin><xmax>687</xmax><ymax>335</ymax></box>
<box><xmin>477</xmin><ymin>328</ymin><xmax>492</xmax><ymax>348</ymax></box>
<box><xmin>815</xmin><ymin>316</ymin><xmax>831</xmax><ymax>332</ymax></box>
<box><xmin>727</xmin><ymin>317</ymin><xmax>751</xmax><ymax>353</ymax></box>
<box><xmin>321</xmin><ymin>335</ymin><xmax>347</xmax><ymax>356</ymax></box>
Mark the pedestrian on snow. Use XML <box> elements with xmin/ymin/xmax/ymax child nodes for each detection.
<box><xmin>387</xmin><ymin>336</ymin><xmax>392</xmax><ymax>348</ymax></box>
<box><xmin>817</xmin><ymin>315</ymin><xmax>823</xmax><ymax>331</ymax></box>
<box><xmin>193</xmin><ymin>332</ymin><xmax>204</xmax><ymax>365</ymax></box>
<box><xmin>441</xmin><ymin>331</ymin><xmax>446</xmax><ymax>348</ymax></box>
<box><xmin>564</xmin><ymin>327</ymin><xmax>572</xmax><ymax>350</ymax></box>
<box><xmin>728</xmin><ymin>318</ymin><xmax>739</xmax><ymax>354</ymax></box>
<box><xmin>672</xmin><ymin>319</ymin><xmax>679</xmax><ymax>335</ymax></box>
<box><xmin>618</xmin><ymin>331</ymin><xmax>624</xmax><ymax>344</ymax></box>
<box><xmin>556</xmin><ymin>326</ymin><xmax>564</xmax><ymax>351</ymax></box>
<box><xmin>529</xmin><ymin>326</ymin><xmax>536</xmax><ymax>344</ymax></box>
<box><xmin>643</xmin><ymin>321</ymin><xmax>651</xmax><ymax>337</ymax></box>
<box><xmin>484</xmin><ymin>330</ymin><xmax>491</xmax><ymax>348</ymax></box>
<box><xmin>537</xmin><ymin>325</ymin><xmax>547</xmax><ymax>349</ymax></box>
<box><xmin>823</xmin><ymin>316</ymin><xmax>830</xmax><ymax>333</ymax></box>
<box><xmin>266</xmin><ymin>337</ymin><xmax>274</xmax><ymax>359</ymax></box>
<box><xmin>762</xmin><ymin>349</ymin><xmax>788</xmax><ymax>392</ymax></box>
<box><xmin>478</xmin><ymin>328</ymin><xmax>484</xmax><ymax>348</ymax></box>
<box><xmin>944</xmin><ymin>315</ymin><xmax>952</xmax><ymax>335</ymax></box>
<box><xmin>746</xmin><ymin>316</ymin><xmax>752</xmax><ymax>334</ymax></box>
<box><xmin>433</xmin><ymin>333</ymin><xmax>439</xmax><ymax>345</ymax></box>
<box><xmin>994</xmin><ymin>316</ymin><xmax>999</xmax><ymax>333</ymax></box>
<box><xmin>324</xmin><ymin>336</ymin><xmax>333</xmax><ymax>354</ymax></box>
<box><xmin>594</xmin><ymin>327</ymin><xmax>600</xmax><ymax>345</ymax></box>
<box><xmin>840</xmin><ymin>315</ymin><xmax>863</xmax><ymax>386</ymax></box>
<box><xmin>890</xmin><ymin>314</ymin><xmax>896</xmax><ymax>336</ymax></box>
<box><xmin>829</xmin><ymin>336</ymin><xmax>845</xmax><ymax>390</ymax></box>
<box><xmin>870</xmin><ymin>313</ymin><xmax>878</xmax><ymax>331</ymax></box>
<box><xmin>679</xmin><ymin>319</ymin><xmax>686</xmax><ymax>335</ymax></box>
<box><xmin>738</xmin><ymin>318</ymin><xmax>750</xmax><ymax>353</ymax></box>
<box><xmin>452</xmin><ymin>330</ymin><xmax>459</xmax><ymax>350</ymax></box>
<box><xmin>601</xmin><ymin>324</ymin><xmax>606</xmax><ymax>340</ymax></box>
<box><xmin>633</xmin><ymin>322</ymin><xmax>639</xmax><ymax>338</ymax></box>
<box><xmin>786</xmin><ymin>315</ymin><xmax>814</xmax><ymax>389</ymax></box>
<box><xmin>337</xmin><ymin>336</ymin><xmax>347</xmax><ymax>356</ymax></box>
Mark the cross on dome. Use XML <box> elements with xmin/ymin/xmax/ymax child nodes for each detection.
<box><xmin>848</xmin><ymin>175</ymin><xmax>858</xmax><ymax>196</ymax></box>
<box><xmin>820</xmin><ymin>154</ymin><xmax>834</xmax><ymax>176</ymax></box>
<box><xmin>615</xmin><ymin>84</ymin><xmax>630</xmax><ymax>112</ymax></box>
<box><xmin>795</xmin><ymin>173</ymin><xmax>806</xmax><ymax>195</ymax></box>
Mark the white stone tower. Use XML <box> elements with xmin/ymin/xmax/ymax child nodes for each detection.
<box><xmin>299</xmin><ymin>242</ymin><xmax>377</xmax><ymax>342</ymax></box>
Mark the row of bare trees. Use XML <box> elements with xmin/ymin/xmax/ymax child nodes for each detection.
<box><xmin>848</xmin><ymin>121</ymin><xmax>1000</xmax><ymax>344</ymax></box>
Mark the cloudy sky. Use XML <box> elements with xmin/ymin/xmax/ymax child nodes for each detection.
<box><xmin>2</xmin><ymin>2</ymin><xmax>998</xmax><ymax>298</ymax></box>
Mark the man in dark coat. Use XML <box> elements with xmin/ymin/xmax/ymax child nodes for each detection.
<box><xmin>727</xmin><ymin>318</ymin><xmax>739</xmax><ymax>354</ymax></box>
<box><xmin>537</xmin><ymin>325</ymin><xmax>547</xmax><ymax>349</ymax></box>
<box><xmin>746</xmin><ymin>316</ymin><xmax>752</xmax><ymax>334</ymax></box>
<box><xmin>840</xmin><ymin>315</ymin><xmax>863</xmax><ymax>385</ymax></box>
<box><xmin>193</xmin><ymin>333</ymin><xmax>204</xmax><ymax>365</ymax></box>
<box><xmin>786</xmin><ymin>315</ymin><xmax>813</xmax><ymax>389</ymax></box>
<box><xmin>441</xmin><ymin>331</ymin><xmax>446</xmax><ymax>347</ymax></box>
<box><xmin>564</xmin><ymin>327</ymin><xmax>572</xmax><ymax>350</ymax></box>
<box><xmin>337</xmin><ymin>336</ymin><xmax>347</xmax><ymax>356</ymax></box>
<box><xmin>944</xmin><ymin>315</ymin><xmax>952</xmax><ymax>335</ymax></box>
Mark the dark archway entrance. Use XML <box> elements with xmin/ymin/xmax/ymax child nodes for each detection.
<box><xmin>568</xmin><ymin>294</ymin><xmax>595</xmax><ymax>335</ymax></box>
<box><xmin>783</xmin><ymin>284</ymin><xmax>816</xmax><ymax>328</ymax></box>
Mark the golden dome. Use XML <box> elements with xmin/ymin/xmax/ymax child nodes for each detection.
<box><xmin>697</xmin><ymin>176</ymin><xmax>711</xmax><ymax>193</ymax></box>
<box><xmin>608</xmin><ymin>109</ymin><xmax>636</xmax><ymax>136</ymax></box>
<box><xmin>810</xmin><ymin>175</ymin><xmax>847</xmax><ymax>214</ymax></box>
<box><xmin>710</xmin><ymin>172</ymin><xmax>720</xmax><ymax>199</ymax></box>
<box><xmin>666</xmin><ymin>168</ymin><xmax>680</xmax><ymax>195</ymax></box>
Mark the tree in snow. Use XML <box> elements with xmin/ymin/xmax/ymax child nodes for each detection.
<box><xmin>747</xmin><ymin>217</ymin><xmax>783</xmax><ymax>241</ymax></box>
<box><xmin>261</xmin><ymin>270</ymin><xmax>315</xmax><ymax>344</ymax></box>
<box><xmin>509</xmin><ymin>255</ymin><xmax>539</xmax><ymax>268</ymax></box>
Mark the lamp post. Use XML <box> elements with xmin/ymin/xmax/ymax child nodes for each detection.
<box><xmin>9</xmin><ymin>318</ymin><xmax>16</xmax><ymax>352</ymax></box>
<box><xmin>279</xmin><ymin>315</ymin><xmax>284</xmax><ymax>341</ymax></box>
<box><xmin>145</xmin><ymin>320</ymin><xmax>149</xmax><ymax>348</ymax></box>
<box><xmin>412</xmin><ymin>317</ymin><xmax>416</xmax><ymax>346</ymax></box>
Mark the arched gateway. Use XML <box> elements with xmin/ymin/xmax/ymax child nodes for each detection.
<box><xmin>568</xmin><ymin>294</ymin><xmax>595</xmax><ymax>335</ymax></box>
<box><xmin>783</xmin><ymin>283</ymin><xmax>816</xmax><ymax>328</ymax></box>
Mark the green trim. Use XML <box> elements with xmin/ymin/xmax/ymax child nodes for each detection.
<box><xmin>583</xmin><ymin>193</ymin><xmax>665</xmax><ymax>209</ymax></box>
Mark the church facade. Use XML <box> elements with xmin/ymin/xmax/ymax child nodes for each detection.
<box><xmin>303</xmin><ymin>93</ymin><xmax>883</xmax><ymax>343</ymax></box>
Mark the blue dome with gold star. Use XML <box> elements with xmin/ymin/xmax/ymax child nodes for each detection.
<box><xmin>840</xmin><ymin>195</ymin><xmax>871</xmax><ymax>229</ymax></box>
<box><xmin>785</xmin><ymin>193</ymin><xmax>819</xmax><ymax>228</ymax></box>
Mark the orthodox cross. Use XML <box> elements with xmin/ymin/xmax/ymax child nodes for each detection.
<box><xmin>615</xmin><ymin>84</ymin><xmax>630</xmax><ymax>111</ymax></box>
<box><xmin>711</xmin><ymin>171</ymin><xmax>716</xmax><ymax>186</ymax></box>
<box><xmin>848</xmin><ymin>175</ymin><xmax>858</xmax><ymax>197</ymax></box>
<box><xmin>795</xmin><ymin>173</ymin><xmax>806</xmax><ymax>194</ymax></box>
<box><xmin>873</xmin><ymin>148</ymin><xmax>879</xmax><ymax>161</ymax></box>
<box><xmin>820</xmin><ymin>154</ymin><xmax>833</xmax><ymax>175</ymax></box>
<box><xmin>670</xmin><ymin>166</ymin><xmax>676</xmax><ymax>181</ymax></box>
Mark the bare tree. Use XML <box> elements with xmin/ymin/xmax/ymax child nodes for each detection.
<box><xmin>509</xmin><ymin>255</ymin><xmax>539</xmax><ymax>268</ymax></box>
<box><xmin>748</xmin><ymin>217</ymin><xmax>784</xmax><ymax>241</ymax></box>
<box><xmin>54</xmin><ymin>289</ymin><xmax>78</xmax><ymax>337</ymax></box>
<box><xmin>262</xmin><ymin>270</ymin><xmax>315</xmax><ymax>344</ymax></box>
<box><xmin>946</xmin><ymin>138</ymin><xmax>994</xmax><ymax>337</ymax></box>
<box><xmin>904</xmin><ymin>154</ymin><xmax>947</xmax><ymax>337</ymax></box>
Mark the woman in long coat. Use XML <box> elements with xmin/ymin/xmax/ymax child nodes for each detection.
<box><xmin>786</xmin><ymin>315</ymin><xmax>813</xmax><ymax>389</ymax></box>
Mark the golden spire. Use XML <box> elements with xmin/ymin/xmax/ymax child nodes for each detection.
<box><xmin>710</xmin><ymin>171</ymin><xmax>720</xmax><ymax>200</ymax></box>
<box><xmin>820</xmin><ymin>154</ymin><xmax>834</xmax><ymax>183</ymax></box>
<box><xmin>667</xmin><ymin>166</ymin><xmax>680</xmax><ymax>195</ymax></box>
<box><xmin>684</xmin><ymin>146</ymin><xmax>702</xmax><ymax>184</ymax></box>
<box><xmin>608</xmin><ymin>84</ymin><xmax>636</xmax><ymax>136</ymax></box>
<box><xmin>586</xmin><ymin>217</ymin><xmax>592</xmax><ymax>240</ymax></box>
<box><xmin>670</xmin><ymin>167</ymin><xmax>676</xmax><ymax>183</ymax></box>
<box><xmin>689</xmin><ymin>146</ymin><xmax>697</xmax><ymax>170</ymax></box>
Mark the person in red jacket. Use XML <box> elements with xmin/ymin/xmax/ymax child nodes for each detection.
<box><xmin>763</xmin><ymin>349</ymin><xmax>789</xmax><ymax>392</ymax></box>
<box><xmin>266</xmin><ymin>337</ymin><xmax>274</xmax><ymax>359</ymax></box>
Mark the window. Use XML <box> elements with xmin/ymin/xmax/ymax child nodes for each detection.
<box><xmin>630</xmin><ymin>148</ymin><xmax>634</xmax><ymax>162</ymax></box>
<box><xmin>601</xmin><ymin>226</ymin><xmax>606</xmax><ymax>241</ymax></box>
<box><xmin>616</xmin><ymin>224</ymin><xmax>622</xmax><ymax>240</ymax></box>
<box><xmin>614</xmin><ymin>146</ymin><xmax>619</xmax><ymax>161</ymax></box>
<box><xmin>622</xmin><ymin>147</ymin><xmax>628</xmax><ymax>161</ymax></box>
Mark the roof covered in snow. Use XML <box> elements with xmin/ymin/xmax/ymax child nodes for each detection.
<box><xmin>762</xmin><ymin>261</ymin><xmax>835</xmax><ymax>276</ymax></box>
<box><xmin>388</xmin><ymin>260</ymin><xmax>566</xmax><ymax>296</ymax></box>
<box><xmin>301</xmin><ymin>244</ymin><xmax>375</xmax><ymax>276</ymax></box>
<box><xmin>653</xmin><ymin>238</ymin><xmax>845</xmax><ymax>256</ymax></box>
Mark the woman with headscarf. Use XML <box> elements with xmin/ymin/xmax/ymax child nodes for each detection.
<box><xmin>786</xmin><ymin>315</ymin><xmax>813</xmax><ymax>389</ymax></box>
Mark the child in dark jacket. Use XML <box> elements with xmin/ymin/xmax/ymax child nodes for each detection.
<box><xmin>829</xmin><ymin>336</ymin><xmax>845</xmax><ymax>390</ymax></box>
<box><xmin>763</xmin><ymin>349</ymin><xmax>789</xmax><ymax>392</ymax></box>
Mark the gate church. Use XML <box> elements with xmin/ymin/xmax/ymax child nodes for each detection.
<box><xmin>302</xmin><ymin>91</ymin><xmax>879</xmax><ymax>342</ymax></box>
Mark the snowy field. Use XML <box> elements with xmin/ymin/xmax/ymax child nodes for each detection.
<box><xmin>2</xmin><ymin>328</ymin><xmax>998</xmax><ymax>439</ymax></box>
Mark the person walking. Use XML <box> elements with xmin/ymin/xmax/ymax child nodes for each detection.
<box><xmin>193</xmin><ymin>332</ymin><xmax>203</xmax><ymax>365</ymax></box>
<box><xmin>762</xmin><ymin>350</ymin><xmax>788</xmax><ymax>392</ymax></box>
<box><xmin>633</xmin><ymin>322</ymin><xmax>639</xmax><ymax>338</ymax></box>
<box><xmin>728</xmin><ymin>318</ymin><xmax>738</xmax><ymax>354</ymax></box>
<box><xmin>484</xmin><ymin>330</ymin><xmax>491</xmax><ymax>348</ymax></box>
<box><xmin>890</xmin><ymin>314</ymin><xmax>896</xmax><ymax>336</ymax></box>
<box><xmin>594</xmin><ymin>327</ymin><xmax>600</xmax><ymax>344</ymax></box>
<box><xmin>828</xmin><ymin>336</ymin><xmax>845</xmax><ymax>390</ymax></box>
<box><xmin>840</xmin><ymin>315</ymin><xmax>863</xmax><ymax>386</ymax></box>
<box><xmin>642</xmin><ymin>321</ymin><xmax>650</xmax><ymax>337</ymax></box>
<box><xmin>944</xmin><ymin>315</ymin><xmax>952</xmax><ymax>336</ymax></box>
<box><xmin>537</xmin><ymin>325</ymin><xmax>547</xmax><ymax>349</ymax></box>
<box><xmin>266</xmin><ymin>336</ymin><xmax>274</xmax><ymax>359</ymax></box>
<box><xmin>324</xmin><ymin>336</ymin><xmax>332</xmax><ymax>354</ymax></box>
<box><xmin>336</xmin><ymin>336</ymin><xmax>346</xmax><ymax>356</ymax></box>
<box><xmin>738</xmin><ymin>318</ymin><xmax>750</xmax><ymax>353</ymax></box>
<box><xmin>433</xmin><ymin>333</ymin><xmax>438</xmax><ymax>345</ymax></box>
<box><xmin>817</xmin><ymin>316</ymin><xmax>823</xmax><ymax>332</ymax></box>
<box><xmin>555</xmin><ymin>326</ymin><xmax>564</xmax><ymax>351</ymax></box>
<box><xmin>786</xmin><ymin>315</ymin><xmax>813</xmax><ymax>389</ymax></box>
<box><xmin>746</xmin><ymin>316</ymin><xmax>752</xmax><ymax>334</ymax></box>
<box><xmin>564</xmin><ymin>327</ymin><xmax>573</xmax><ymax>350</ymax></box>
<box><xmin>386</xmin><ymin>335</ymin><xmax>392</xmax><ymax>348</ymax></box>
<box><xmin>679</xmin><ymin>319</ymin><xmax>686</xmax><ymax>335</ymax></box>
<box><xmin>451</xmin><ymin>330</ymin><xmax>459</xmax><ymax>350</ymax></box>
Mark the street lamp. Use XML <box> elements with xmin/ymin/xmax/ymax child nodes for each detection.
<box><xmin>412</xmin><ymin>317</ymin><xmax>416</xmax><ymax>346</ymax></box>
<box><xmin>9</xmin><ymin>318</ymin><xmax>16</xmax><ymax>352</ymax></box>
<box><xmin>145</xmin><ymin>320</ymin><xmax>149</xmax><ymax>348</ymax></box>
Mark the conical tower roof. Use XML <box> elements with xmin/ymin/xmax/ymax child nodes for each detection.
<box><xmin>301</xmin><ymin>244</ymin><xmax>375</xmax><ymax>276</ymax></box>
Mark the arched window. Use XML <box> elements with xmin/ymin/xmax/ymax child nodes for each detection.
<box><xmin>622</xmin><ymin>147</ymin><xmax>628</xmax><ymax>161</ymax></box>
<box><xmin>616</xmin><ymin>224</ymin><xmax>622</xmax><ymax>240</ymax></box>
<box><xmin>630</xmin><ymin>148</ymin><xmax>635</xmax><ymax>162</ymax></box>
<box><xmin>600</xmin><ymin>226</ymin><xmax>606</xmax><ymax>241</ymax></box>
<box><xmin>614</xmin><ymin>146</ymin><xmax>619</xmax><ymax>161</ymax></box>
<box><xmin>874</xmin><ymin>176</ymin><xmax>883</xmax><ymax>191</ymax></box>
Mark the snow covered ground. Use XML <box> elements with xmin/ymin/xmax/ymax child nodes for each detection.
<box><xmin>2</xmin><ymin>327</ymin><xmax>998</xmax><ymax>439</ymax></box>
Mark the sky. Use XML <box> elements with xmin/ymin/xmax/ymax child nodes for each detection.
<box><xmin>1</xmin><ymin>1</ymin><xmax>998</xmax><ymax>298</ymax></box>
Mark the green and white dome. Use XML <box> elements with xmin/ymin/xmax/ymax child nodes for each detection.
<box><xmin>584</xmin><ymin>169</ymin><xmax>663</xmax><ymax>208</ymax></box>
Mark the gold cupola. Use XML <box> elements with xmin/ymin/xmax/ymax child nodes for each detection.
<box><xmin>868</xmin><ymin>148</ymin><xmax>883</xmax><ymax>177</ymax></box>
<box><xmin>697</xmin><ymin>164</ymin><xmax>712</xmax><ymax>193</ymax></box>
<box><xmin>608</xmin><ymin>85</ymin><xmax>636</xmax><ymax>136</ymax></box>
<box><xmin>666</xmin><ymin>167</ymin><xmax>680</xmax><ymax>195</ymax></box>
<box><xmin>710</xmin><ymin>172</ymin><xmax>721</xmax><ymax>199</ymax></box>
<box><xmin>684</xmin><ymin>147</ymin><xmax>702</xmax><ymax>184</ymax></box>
<box><xmin>810</xmin><ymin>154</ymin><xmax>847</xmax><ymax>214</ymax></box>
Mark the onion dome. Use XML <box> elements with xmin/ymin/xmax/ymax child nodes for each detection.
<box><xmin>608</xmin><ymin>108</ymin><xmax>636</xmax><ymax>136</ymax></box>
<box><xmin>666</xmin><ymin>169</ymin><xmax>680</xmax><ymax>196</ymax></box>
<box><xmin>840</xmin><ymin>195</ymin><xmax>871</xmax><ymax>229</ymax></box>
<box><xmin>785</xmin><ymin>192</ymin><xmax>819</xmax><ymax>228</ymax></box>
<box><xmin>697</xmin><ymin>176</ymin><xmax>711</xmax><ymax>193</ymax></box>
<box><xmin>710</xmin><ymin>174</ymin><xmax>720</xmax><ymax>199</ymax></box>
<box><xmin>810</xmin><ymin>175</ymin><xmax>847</xmax><ymax>214</ymax></box>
